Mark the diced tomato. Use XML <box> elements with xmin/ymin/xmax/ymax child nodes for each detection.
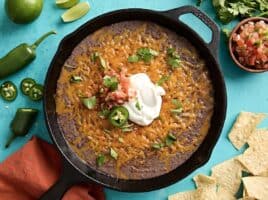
<box><xmin>232</xmin><ymin>20</ymin><xmax>268</xmax><ymax>69</ymax></box>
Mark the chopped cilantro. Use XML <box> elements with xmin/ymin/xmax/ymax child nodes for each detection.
<box><xmin>156</xmin><ymin>75</ymin><xmax>170</xmax><ymax>86</ymax></box>
<box><xmin>165</xmin><ymin>132</ymin><xmax>177</xmax><ymax>146</ymax></box>
<box><xmin>96</xmin><ymin>154</ymin><xmax>106</xmax><ymax>167</ymax></box>
<box><xmin>212</xmin><ymin>0</ymin><xmax>268</xmax><ymax>24</ymax></box>
<box><xmin>135</xmin><ymin>101</ymin><xmax>142</xmax><ymax>111</ymax></box>
<box><xmin>167</xmin><ymin>48</ymin><xmax>181</xmax><ymax>69</ymax></box>
<box><xmin>152</xmin><ymin>143</ymin><xmax>165</xmax><ymax>150</ymax></box>
<box><xmin>103</xmin><ymin>75</ymin><xmax>118</xmax><ymax>91</ymax></box>
<box><xmin>171</xmin><ymin>99</ymin><xmax>183</xmax><ymax>114</ymax></box>
<box><xmin>90</xmin><ymin>52</ymin><xmax>108</xmax><ymax>70</ymax></box>
<box><xmin>128</xmin><ymin>48</ymin><xmax>159</xmax><ymax>64</ymax></box>
<box><xmin>128</xmin><ymin>55</ymin><xmax>139</xmax><ymax>63</ymax></box>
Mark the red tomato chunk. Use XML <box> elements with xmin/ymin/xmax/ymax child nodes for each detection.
<box><xmin>232</xmin><ymin>20</ymin><xmax>268</xmax><ymax>69</ymax></box>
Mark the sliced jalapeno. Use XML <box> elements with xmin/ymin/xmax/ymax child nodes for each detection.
<box><xmin>0</xmin><ymin>81</ymin><xmax>18</xmax><ymax>101</ymax></box>
<box><xmin>29</xmin><ymin>84</ymin><xmax>43</xmax><ymax>101</ymax></box>
<box><xmin>20</xmin><ymin>78</ymin><xmax>36</xmax><ymax>95</ymax></box>
<box><xmin>108</xmin><ymin>106</ymin><xmax>129</xmax><ymax>127</ymax></box>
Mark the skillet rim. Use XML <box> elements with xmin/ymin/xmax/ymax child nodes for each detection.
<box><xmin>44</xmin><ymin>7</ymin><xmax>227</xmax><ymax>192</ymax></box>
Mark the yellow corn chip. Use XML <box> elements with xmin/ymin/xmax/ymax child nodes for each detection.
<box><xmin>193</xmin><ymin>174</ymin><xmax>216</xmax><ymax>188</ymax></box>
<box><xmin>168</xmin><ymin>190</ymin><xmax>197</xmax><ymax>200</ymax></box>
<box><xmin>228</xmin><ymin>112</ymin><xmax>266</xmax><ymax>150</ymax></box>
<box><xmin>247</xmin><ymin>129</ymin><xmax>268</xmax><ymax>147</ymax></box>
<box><xmin>211</xmin><ymin>158</ymin><xmax>245</xmax><ymax>195</ymax></box>
<box><xmin>242</xmin><ymin>176</ymin><xmax>268</xmax><ymax>200</ymax></box>
<box><xmin>237</xmin><ymin>145</ymin><xmax>268</xmax><ymax>175</ymax></box>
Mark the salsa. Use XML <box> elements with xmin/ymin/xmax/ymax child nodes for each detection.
<box><xmin>232</xmin><ymin>20</ymin><xmax>268</xmax><ymax>69</ymax></box>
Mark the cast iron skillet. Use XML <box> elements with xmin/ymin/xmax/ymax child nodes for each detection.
<box><xmin>41</xmin><ymin>5</ymin><xmax>227</xmax><ymax>200</ymax></box>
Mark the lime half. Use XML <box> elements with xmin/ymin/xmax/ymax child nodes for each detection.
<box><xmin>56</xmin><ymin>0</ymin><xmax>79</xmax><ymax>9</ymax></box>
<box><xmin>61</xmin><ymin>1</ymin><xmax>90</xmax><ymax>22</ymax></box>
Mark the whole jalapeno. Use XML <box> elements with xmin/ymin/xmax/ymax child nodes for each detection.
<box><xmin>0</xmin><ymin>81</ymin><xmax>18</xmax><ymax>101</ymax></box>
<box><xmin>0</xmin><ymin>30</ymin><xmax>56</xmax><ymax>79</ymax></box>
<box><xmin>5</xmin><ymin>108</ymin><xmax>39</xmax><ymax>148</ymax></box>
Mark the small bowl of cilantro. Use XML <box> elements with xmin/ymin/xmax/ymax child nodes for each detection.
<box><xmin>229</xmin><ymin>17</ymin><xmax>268</xmax><ymax>73</ymax></box>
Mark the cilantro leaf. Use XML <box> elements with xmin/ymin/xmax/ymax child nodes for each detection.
<box><xmin>96</xmin><ymin>154</ymin><xmax>106</xmax><ymax>167</ymax></box>
<box><xmin>128</xmin><ymin>55</ymin><xmax>139</xmax><ymax>63</ymax></box>
<box><xmin>103</xmin><ymin>76</ymin><xmax>118</xmax><ymax>91</ymax></box>
<box><xmin>156</xmin><ymin>75</ymin><xmax>170</xmax><ymax>86</ymax></box>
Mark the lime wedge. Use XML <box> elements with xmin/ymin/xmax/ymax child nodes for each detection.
<box><xmin>56</xmin><ymin>0</ymin><xmax>79</xmax><ymax>9</ymax></box>
<box><xmin>61</xmin><ymin>1</ymin><xmax>90</xmax><ymax>22</ymax></box>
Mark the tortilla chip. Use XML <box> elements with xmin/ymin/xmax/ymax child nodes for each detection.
<box><xmin>247</xmin><ymin>129</ymin><xmax>268</xmax><ymax>147</ymax></box>
<box><xmin>228</xmin><ymin>112</ymin><xmax>266</xmax><ymax>150</ymax></box>
<box><xmin>197</xmin><ymin>185</ymin><xmax>217</xmax><ymax>200</ymax></box>
<box><xmin>193</xmin><ymin>174</ymin><xmax>216</xmax><ymax>188</ymax></box>
<box><xmin>211</xmin><ymin>158</ymin><xmax>245</xmax><ymax>195</ymax></box>
<box><xmin>242</xmin><ymin>177</ymin><xmax>268</xmax><ymax>200</ymax></box>
<box><xmin>237</xmin><ymin>144</ymin><xmax>268</xmax><ymax>175</ymax></box>
<box><xmin>217</xmin><ymin>186</ymin><xmax>236</xmax><ymax>200</ymax></box>
<box><xmin>259</xmin><ymin>170</ymin><xmax>268</xmax><ymax>176</ymax></box>
<box><xmin>168</xmin><ymin>190</ymin><xmax>197</xmax><ymax>200</ymax></box>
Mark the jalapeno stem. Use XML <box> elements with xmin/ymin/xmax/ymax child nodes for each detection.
<box><xmin>31</xmin><ymin>30</ymin><xmax>57</xmax><ymax>49</ymax></box>
<box><xmin>5</xmin><ymin>134</ymin><xmax>16</xmax><ymax>148</ymax></box>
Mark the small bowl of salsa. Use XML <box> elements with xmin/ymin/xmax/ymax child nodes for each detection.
<box><xmin>229</xmin><ymin>17</ymin><xmax>268</xmax><ymax>73</ymax></box>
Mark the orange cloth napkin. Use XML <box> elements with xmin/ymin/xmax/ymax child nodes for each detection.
<box><xmin>0</xmin><ymin>136</ymin><xmax>105</xmax><ymax>200</ymax></box>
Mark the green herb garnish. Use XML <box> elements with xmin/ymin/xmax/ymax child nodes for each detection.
<box><xmin>99</xmin><ymin>107</ymin><xmax>110</xmax><ymax>119</ymax></box>
<box><xmin>70</xmin><ymin>75</ymin><xmax>82</xmax><ymax>83</ymax></box>
<box><xmin>91</xmin><ymin>52</ymin><xmax>99</xmax><ymax>62</ymax></box>
<box><xmin>103</xmin><ymin>75</ymin><xmax>118</xmax><ymax>91</ymax></box>
<box><xmin>171</xmin><ymin>99</ymin><xmax>183</xmax><ymax>114</ymax></box>
<box><xmin>128</xmin><ymin>48</ymin><xmax>159</xmax><ymax>64</ymax></box>
<box><xmin>152</xmin><ymin>143</ymin><xmax>165</xmax><ymax>150</ymax></box>
<box><xmin>128</xmin><ymin>55</ymin><xmax>139</xmax><ymax>63</ymax></box>
<box><xmin>135</xmin><ymin>101</ymin><xmax>142</xmax><ymax>111</ymax></box>
<box><xmin>212</xmin><ymin>0</ymin><xmax>268</xmax><ymax>24</ymax></box>
<box><xmin>167</xmin><ymin>48</ymin><xmax>181</xmax><ymax>69</ymax></box>
<box><xmin>120</xmin><ymin>122</ymin><xmax>133</xmax><ymax>132</ymax></box>
<box><xmin>156</xmin><ymin>75</ymin><xmax>170</xmax><ymax>86</ymax></box>
<box><xmin>96</xmin><ymin>154</ymin><xmax>106</xmax><ymax>167</ymax></box>
<box><xmin>165</xmin><ymin>132</ymin><xmax>177</xmax><ymax>146</ymax></box>
<box><xmin>81</xmin><ymin>96</ymin><xmax>96</xmax><ymax>109</ymax></box>
<box><xmin>91</xmin><ymin>52</ymin><xmax>108</xmax><ymax>70</ymax></box>
<box><xmin>110</xmin><ymin>148</ymin><xmax>118</xmax><ymax>160</ymax></box>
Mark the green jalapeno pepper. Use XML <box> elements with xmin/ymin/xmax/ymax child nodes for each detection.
<box><xmin>0</xmin><ymin>81</ymin><xmax>18</xmax><ymax>101</ymax></box>
<box><xmin>5</xmin><ymin>108</ymin><xmax>38</xmax><ymax>148</ymax></box>
<box><xmin>108</xmin><ymin>106</ymin><xmax>129</xmax><ymax>127</ymax></box>
<box><xmin>29</xmin><ymin>84</ymin><xmax>43</xmax><ymax>101</ymax></box>
<box><xmin>20</xmin><ymin>78</ymin><xmax>36</xmax><ymax>95</ymax></box>
<box><xmin>0</xmin><ymin>30</ymin><xmax>56</xmax><ymax>79</ymax></box>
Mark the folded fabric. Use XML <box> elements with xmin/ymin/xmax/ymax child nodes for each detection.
<box><xmin>0</xmin><ymin>136</ymin><xmax>105</xmax><ymax>200</ymax></box>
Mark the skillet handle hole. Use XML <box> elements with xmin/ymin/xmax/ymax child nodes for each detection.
<box><xmin>179</xmin><ymin>13</ymin><xmax>213</xmax><ymax>44</ymax></box>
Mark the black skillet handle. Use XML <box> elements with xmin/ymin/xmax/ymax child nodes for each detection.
<box><xmin>39</xmin><ymin>158</ymin><xmax>85</xmax><ymax>200</ymax></box>
<box><xmin>163</xmin><ymin>6</ymin><xmax>220</xmax><ymax>58</ymax></box>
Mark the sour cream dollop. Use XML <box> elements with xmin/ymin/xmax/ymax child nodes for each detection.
<box><xmin>123</xmin><ymin>73</ymin><xmax>165</xmax><ymax>126</ymax></box>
